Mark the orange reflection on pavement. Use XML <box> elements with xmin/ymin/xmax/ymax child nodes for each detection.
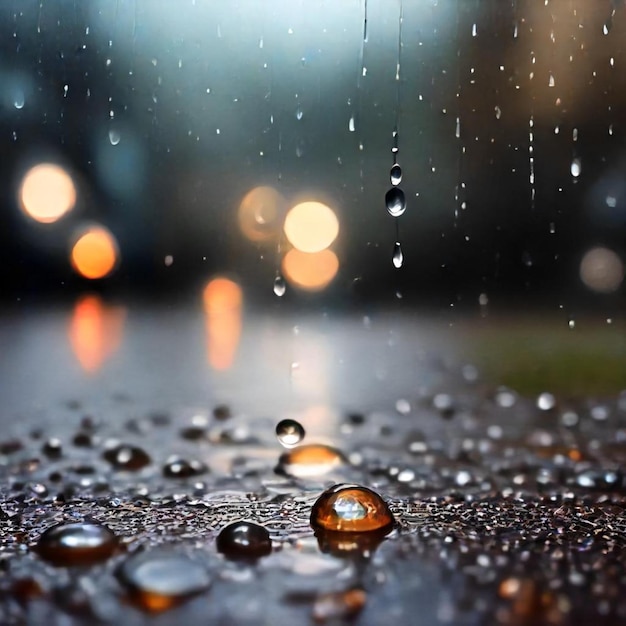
<box><xmin>203</xmin><ymin>278</ymin><xmax>243</xmax><ymax>371</ymax></box>
<box><xmin>69</xmin><ymin>295</ymin><xmax>126</xmax><ymax>373</ymax></box>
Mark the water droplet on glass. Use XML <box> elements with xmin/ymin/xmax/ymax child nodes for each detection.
<box><xmin>275</xmin><ymin>419</ymin><xmax>305</xmax><ymax>448</ymax></box>
<box><xmin>537</xmin><ymin>392</ymin><xmax>556</xmax><ymax>411</ymax></box>
<box><xmin>310</xmin><ymin>483</ymin><xmax>394</xmax><ymax>533</ymax></box>
<box><xmin>108</xmin><ymin>129</ymin><xmax>121</xmax><ymax>145</ymax></box>
<box><xmin>277</xmin><ymin>444</ymin><xmax>345</xmax><ymax>478</ymax></box>
<box><xmin>13</xmin><ymin>91</ymin><xmax>25</xmax><ymax>109</ymax></box>
<box><xmin>604</xmin><ymin>18</ymin><xmax>612</xmax><ymax>35</ymax></box>
<box><xmin>102</xmin><ymin>443</ymin><xmax>151</xmax><ymax>470</ymax></box>
<box><xmin>385</xmin><ymin>187</ymin><xmax>406</xmax><ymax>217</ymax></box>
<box><xmin>273</xmin><ymin>276</ymin><xmax>286</xmax><ymax>297</ymax></box>
<box><xmin>548</xmin><ymin>74</ymin><xmax>555</xmax><ymax>87</ymax></box>
<box><xmin>495</xmin><ymin>105</ymin><xmax>502</xmax><ymax>119</ymax></box>
<box><xmin>163</xmin><ymin>455</ymin><xmax>207</xmax><ymax>478</ymax></box>
<box><xmin>390</xmin><ymin>164</ymin><xmax>402</xmax><ymax>185</ymax></box>
<box><xmin>472</xmin><ymin>23</ymin><xmax>477</xmax><ymax>37</ymax></box>
<box><xmin>392</xmin><ymin>242</ymin><xmax>403</xmax><ymax>268</ymax></box>
<box><xmin>36</xmin><ymin>523</ymin><xmax>118</xmax><ymax>566</ymax></box>
<box><xmin>349</xmin><ymin>116</ymin><xmax>355</xmax><ymax>132</ymax></box>
<box><xmin>117</xmin><ymin>549</ymin><xmax>211</xmax><ymax>612</ymax></box>
<box><xmin>296</xmin><ymin>106</ymin><xmax>303</xmax><ymax>121</ymax></box>
<box><xmin>571</xmin><ymin>158</ymin><xmax>581</xmax><ymax>177</ymax></box>
<box><xmin>216</xmin><ymin>521</ymin><xmax>272</xmax><ymax>560</ymax></box>
<box><xmin>455</xmin><ymin>117</ymin><xmax>460</xmax><ymax>138</ymax></box>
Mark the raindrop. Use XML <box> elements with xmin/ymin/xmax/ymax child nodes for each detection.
<box><xmin>277</xmin><ymin>444</ymin><xmax>345</xmax><ymax>478</ymax></box>
<box><xmin>310</xmin><ymin>483</ymin><xmax>395</xmax><ymax>533</ymax></box>
<box><xmin>385</xmin><ymin>187</ymin><xmax>406</xmax><ymax>217</ymax></box>
<box><xmin>571</xmin><ymin>158</ymin><xmax>581</xmax><ymax>177</ymax></box>
<box><xmin>296</xmin><ymin>106</ymin><xmax>303</xmax><ymax>121</ymax></box>
<box><xmin>13</xmin><ymin>91</ymin><xmax>25</xmax><ymax>109</ymax></box>
<box><xmin>108</xmin><ymin>128</ymin><xmax>121</xmax><ymax>145</ymax></box>
<box><xmin>455</xmin><ymin>117</ymin><xmax>460</xmax><ymax>138</ymax></box>
<box><xmin>275</xmin><ymin>419</ymin><xmax>305</xmax><ymax>448</ymax></box>
<box><xmin>548</xmin><ymin>74</ymin><xmax>555</xmax><ymax>87</ymax></box>
<box><xmin>392</xmin><ymin>241</ymin><xmax>403</xmax><ymax>268</ymax></box>
<box><xmin>162</xmin><ymin>456</ymin><xmax>207</xmax><ymax>478</ymax></box>
<box><xmin>273</xmin><ymin>275</ymin><xmax>286</xmax><ymax>297</ymax></box>
<box><xmin>495</xmin><ymin>388</ymin><xmax>517</xmax><ymax>408</ymax></box>
<box><xmin>390</xmin><ymin>164</ymin><xmax>402</xmax><ymax>185</ymax></box>
<box><xmin>349</xmin><ymin>116</ymin><xmax>355</xmax><ymax>132</ymax></box>
<box><xmin>568</xmin><ymin>319</ymin><xmax>576</xmax><ymax>330</ymax></box>
<box><xmin>472</xmin><ymin>23</ymin><xmax>477</xmax><ymax>37</ymax></box>
<box><xmin>117</xmin><ymin>549</ymin><xmax>211</xmax><ymax>612</ymax></box>
<box><xmin>216</xmin><ymin>521</ymin><xmax>272</xmax><ymax>560</ymax></box>
<box><xmin>36</xmin><ymin>523</ymin><xmax>118</xmax><ymax>566</ymax></box>
<box><xmin>102</xmin><ymin>443</ymin><xmax>151</xmax><ymax>470</ymax></box>
<box><xmin>395</xmin><ymin>398</ymin><xmax>411</xmax><ymax>415</ymax></box>
<box><xmin>604</xmin><ymin>19</ymin><xmax>612</xmax><ymax>35</ymax></box>
<box><xmin>537</xmin><ymin>392</ymin><xmax>556</xmax><ymax>411</ymax></box>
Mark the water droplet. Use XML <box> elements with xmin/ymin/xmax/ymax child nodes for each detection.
<box><xmin>537</xmin><ymin>392</ymin><xmax>556</xmax><ymax>411</ymax></box>
<box><xmin>495</xmin><ymin>106</ymin><xmax>502</xmax><ymax>119</ymax></box>
<box><xmin>36</xmin><ymin>523</ymin><xmax>118</xmax><ymax>566</ymax></box>
<box><xmin>455</xmin><ymin>117</ymin><xmax>460</xmax><ymax>138</ymax></box>
<box><xmin>568</xmin><ymin>319</ymin><xmax>576</xmax><ymax>330</ymax></box>
<box><xmin>395</xmin><ymin>398</ymin><xmax>411</xmax><ymax>415</ymax></box>
<box><xmin>275</xmin><ymin>419</ymin><xmax>305</xmax><ymax>448</ymax></box>
<box><xmin>216</xmin><ymin>521</ymin><xmax>272</xmax><ymax>559</ymax></box>
<box><xmin>310</xmin><ymin>484</ymin><xmax>394</xmax><ymax>533</ymax></box>
<box><xmin>273</xmin><ymin>276</ymin><xmax>286</xmax><ymax>297</ymax></box>
<box><xmin>392</xmin><ymin>242</ymin><xmax>403</xmax><ymax>268</ymax></box>
<box><xmin>13</xmin><ymin>91</ymin><xmax>25</xmax><ymax>109</ymax></box>
<box><xmin>571</xmin><ymin>158</ymin><xmax>581</xmax><ymax>177</ymax></box>
<box><xmin>117</xmin><ymin>549</ymin><xmax>211</xmax><ymax>612</ymax></box>
<box><xmin>296</xmin><ymin>106</ymin><xmax>303</xmax><ymax>121</ymax></box>
<box><xmin>385</xmin><ymin>187</ymin><xmax>406</xmax><ymax>217</ymax></box>
<box><xmin>472</xmin><ymin>23</ymin><xmax>477</xmax><ymax>37</ymax></box>
<box><xmin>102</xmin><ymin>443</ymin><xmax>151</xmax><ymax>470</ymax></box>
<box><xmin>495</xmin><ymin>387</ymin><xmax>517</xmax><ymax>408</ymax></box>
<box><xmin>348</xmin><ymin>116</ymin><xmax>355</xmax><ymax>132</ymax></box>
<box><xmin>548</xmin><ymin>74</ymin><xmax>555</xmax><ymax>87</ymax></box>
<box><xmin>42</xmin><ymin>437</ymin><xmax>62</xmax><ymax>458</ymax></box>
<box><xmin>604</xmin><ymin>18</ymin><xmax>612</xmax><ymax>35</ymax></box>
<box><xmin>433</xmin><ymin>393</ymin><xmax>455</xmax><ymax>417</ymax></box>
<box><xmin>390</xmin><ymin>164</ymin><xmax>402</xmax><ymax>185</ymax></box>
<box><xmin>163</xmin><ymin>456</ymin><xmax>207</xmax><ymax>478</ymax></box>
<box><xmin>277</xmin><ymin>444</ymin><xmax>345</xmax><ymax>478</ymax></box>
<box><xmin>108</xmin><ymin>128</ymin><xmax>121</xmax><ymax>145</ymax></box>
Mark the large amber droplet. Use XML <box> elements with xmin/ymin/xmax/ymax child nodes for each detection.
<box><xmin>310</xmin><ymin>484</ymin><xmax>395</xmax><ymax>533</ymax></box>
<box><xmin>35</xmin><ymin>522</ymin><xmax>118</xmax><ymax>566</ymax></box>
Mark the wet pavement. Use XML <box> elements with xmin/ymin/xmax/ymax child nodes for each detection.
<box><xmin>1</xmin><ymin>304</ymin><xmax>626</xmax><ymax>625</ymax></box>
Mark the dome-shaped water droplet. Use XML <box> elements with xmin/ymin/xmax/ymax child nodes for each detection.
<box><xmin>162</xmin><ymin>455</ymin><xmax>207</xmax><ymax>478</ymax></box>
<box><xmin>392</xmin><ymin>242</ymin><xmax>403</xmax><ymax>268</ymax></box>
<box><xmin>102</xmin><ymin>443</ymin><xmax>151</xmax><ymax>470</ymax></box>
<box><xmin>117</xmin><ymin>549</ymin><xmax>211</xmax><ymax>612</ymax></box>
<box><xmin>390</xmin><ymin>164</ymin><xmax>402</xmax><ymax>186</ymax></box>
<box><xmin>273</xmin><ymin>275</ymin><xmax>286</xmax><ymax>297</ymax></box>
<box><xmin>310</xmin><ymin>483</ymin><xmax>394</xmax><ymax>533</ymax></box>
<box><xmin>216</xmin><ymin>521</ymin><xmax>272</xmax><ymax>560</ymax></box>
<box><xmin>36</xmin><ymin>522</ymin><xmax>118</xmax><ymax>566</ymax></box>
<box><xmin>385</xmin><ymin>187</ymin><xmax>406</xmax><ymax>217</ymax></box>
<box><xmin>275</xmin><ymin>419</ymin><xmax>305</xmax><ymax>448</ymax></box>
<box><xmin>277</xmin><ymin>444</ymin><xmax>345</xmax><ymax>478</ymax></box>
<box><xmin>108</xmin><ymin>128</ymin><xmax>121</xmax><ymax>145</ymax></box>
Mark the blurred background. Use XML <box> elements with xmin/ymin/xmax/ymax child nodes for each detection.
<box><xmin>0</xmin><ymin>0</ymin><xmax>624</xmax><ymax>412</ymax></box>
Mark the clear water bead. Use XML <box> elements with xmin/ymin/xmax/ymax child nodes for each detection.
<box><xmin>385</xmin><ymin>187</ymin><xmax>406</xmax><ymax>217</ymax></box>
<box><xmin>392</xmin><ymin>242</ymin><xmax>403</xmax><ymax>268</ymax></box>
<box><xmin>275</xmin><ymin>419</ymin><xmax>305</xmax><ymax>447</ymax></box>
<box><xmin>390</xmin><ymin>164</ymin><xmax>402</xmax><ymax>185</ymax></box>
<box><xmin>273</xmin><ymin>276</ymin><xmax>286</xmax><ymax>297</ymax></box>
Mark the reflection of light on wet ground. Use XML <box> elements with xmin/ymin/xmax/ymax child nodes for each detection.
<box><xmin>580</xmin><ymin>247</ymin><xmax>624</xmax><ymax>293</ymax></box>
<box><xmin>238</xmin><ymin>186</ymin><xmax>286</xmax><ymax>242</ymax></box>
<box><xmin>203</xmin><ymin>277</ymin><xmax>243</xmax><ymax>371</ymax></box>
<box><xmin>282</xmin><ymin>249</ymin><xmax>339</xmax><ymax>291</ymax></box>
<box><xmin>68</xmin><ymin>295</ymin><xmax>126</xmax><ymax>373</ymax></box>
<box><xmin>19</xmin><ymin>163</ymin><xmax>76</xmax><ymax>224</ymax></box>
<box><xmin>71</xmin><ymin>226</ymin><xmax>119</xmax><ymax>279</ymax></box>
<box><xmin>284</xmin><ymin>201</ymin><xmax>339</xmax><ymax>253</ymax></box>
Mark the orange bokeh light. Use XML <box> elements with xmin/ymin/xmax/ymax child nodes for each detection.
<box><xmin>69</xmin><ymin>295</ymin><xmax>126</xmax><ymax>373</ymax></box>
<box><xmin>238</xmin><ymin>186</ymin><xmax>286</xmax><ymax>242</ymax></box>
<box><xmin>71</xmin><ymin>226</ymin><xmax>119</xmax><ymax>279</ymax></box>
<box><xmin>284</xmin><ymin>201</ymin><xmax>339</xmax><ymax>253</ymax></box>
<box><xmin>282</xmin><ymin>249</ymin><xmax>339</xmax><ymax>291</ymax></box>
<box><xmin>203</xmin><ymin>277</ymin><xmax>243</xmax><ymax>371</ymax></box>
<box><xmin>19</xmin><ymin>163</ymin><xmax>76</xmax><ymax>224</ymax></box>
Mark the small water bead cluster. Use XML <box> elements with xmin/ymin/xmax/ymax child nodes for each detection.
<box><xmin>385</xmin><ymin>130</ymin><xmax>406</xmax><ymax>268</ymax></box>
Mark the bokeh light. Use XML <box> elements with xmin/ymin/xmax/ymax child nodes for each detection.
<box><xmin>68</xmin><ymin>295</ymin><xmax>126</xmax><ymax>373</ymax></box>
<box><xmin>70</xmin><ymin>226</ymin><xmax>119</xmax><ymax>279</ymax></box>
<box><xmin>19</xmin><ymin>163</ymin><xmax>76</xmax><ymax>224</ymax></box>
<box><xmin>203</xmin><ymin>277</ymin><xmax>243</xmax><ymax>370</ymax></box>
<box><xmin>282</xmin><ymin>249</ymin><xmax>339</xmax><ymax>291</ymax></box>
<box><xmin>284</xmin><ymin>201</ymin><xmax>339</xmax><ymax>253</ymax></box>
<box><xmin>238</xmin><ymin>186</ymin><xmax>286</xmax><ymax>242</ymax></box>
<box><xmin>580</xmin><ymin>247</ymin><xmax>624</xmax><ymax>293</ymax></box>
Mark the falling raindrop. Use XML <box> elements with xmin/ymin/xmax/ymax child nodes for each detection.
<box><xmin>548</xmin><ymin>74</ymin><xmax>555</xmax><ymax>87</ymax></box>
<box><xmin>296</xmin><ymin>106</ymin><xmax>303</xmax><ymax>121</ymax></box>
<box><xmin>495</xmin><ymin>106</ymin><xmax>501</xmax><ymax>119</ymax></box>
<box><xmin>216</xmin><ymin>521</ymin><xmax>272</xmax><ymax>560</ymax></box>
<box><xmin>385</xmin><ymin>188</ymin><xmax>406</xmax><ymax>217</ymax></box>
<box><xmin>571</xmin><ymin>158</ymin><xmax>581</xmax><ymax>178</ymax></box>
<box><xmin>472</xmin><ymin>23</ymin><xmax>477</xmax><ymax>37</ymax></box>
<box><xmin>276</xmin><ymin>419</ymin><xmax>305</xmax><ymax>447</ymax></box>
<box><xmin>392</xmin><ymin>241</ymin><xmax>403</xmax><ymax>268</ymax></box>
<box><xmin>349</xmin><ymin>116</ymin><xmax>355</xmax><ymax>132</ymax></box>
<box><xmin>603</xmin><ymin>18</ymin><xmax>612</xmax><ymax>35</ymax></box>
<box><xmin>13</xmin><ymin>90</ymin><xmax>25</xmax><ymax>109</ymax></box>
<box><xmin>273</xmin><ymin>275</ymin><xmax>286</xmax><ymax>297</ymax></box>
<box><xmin>455</xmin><ymin>117</ymin><xmax>461</xmax><ymax>139</ymax></box>
<box><xmin>390</xmin><ymin>163</ymin><xmax>402</xmax><ymax>185</ymax></box>
<box><xmin>36</xmin><ymin>523</ymin><xmax>118</xmax><ymax>566</ymax></box>
<box><xmin>108</xmin><ymin>128</ymin><xmax>121</xmax><ymax>145</ymax></box>
<box><xmin>310</xmin><ymin>483</ymin><xmax>395</xmax><ymax>533</ymax></box>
